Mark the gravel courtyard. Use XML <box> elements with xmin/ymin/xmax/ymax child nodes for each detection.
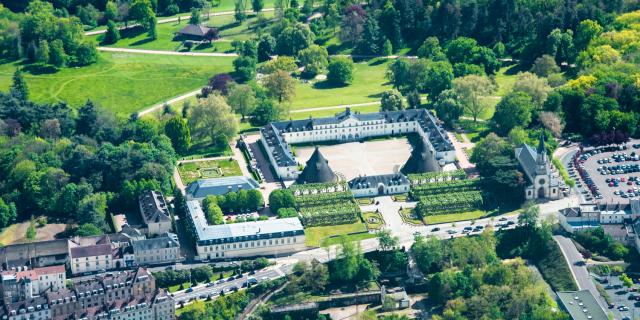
<box><xmin>295</xmin><ymin>138</ymin><xmax>412</xmax><ymax>181</ymax></box>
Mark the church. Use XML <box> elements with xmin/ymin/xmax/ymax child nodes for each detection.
<box><xmin>515</xmin><ymin>134</ymin><xmax>562</xmax><ymax>200</ymax></box>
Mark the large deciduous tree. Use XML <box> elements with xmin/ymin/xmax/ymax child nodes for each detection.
<box><xmin>263</xmin><ymin>70</ymin><xmax>296</xmax><ymax>103</ymax></box>
<box><xmin>227</xmin><ymin>84</ymin><xmax>257</xmax><ymax>120</ymax></box>
<box><xmin>189</xmin><ymin>95</ymin><xmax>239</xmax><ymax>146</ymax></box>
<box><xmin>491</xmin><ymin>91</ymin><xmax>534</xmax><ymax>136</ymax></box>
<box><xmin>164</xmin><ymin>116</ymin><xmax>191</xmax><ymax>155</ymax></box>
<box><xmin>452</xmin><ymin>75</ymin><xmax>495</xmax><ymax>122</ymax></box>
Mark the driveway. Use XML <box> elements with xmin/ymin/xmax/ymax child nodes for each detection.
<box><xmin>554</xmin><ymin>235</ymin><xmax>609</xmax><ymax>311</ymax></box>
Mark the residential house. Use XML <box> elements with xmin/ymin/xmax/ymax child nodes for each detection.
<box><xmin>138</xmin><ymin>190</ymin><xmax>173</xmax><ymax>236</ymax></box>
<box><xmin>68</xmin><ymin>235</ymin><xmax>113</xmax><ymax>275</ymax></box>
<box><xmin>132</xmin><ymin>233</ymin><xmax>181</xmax><ymax>266</ymax></box>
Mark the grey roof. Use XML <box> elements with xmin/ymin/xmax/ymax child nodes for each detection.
<box><xmin>132</xmin><ymin>233</ymin><xmax>179</xmax><ymax>252</ymax></box>
<box><xmin>296</xmin><ymin>147</ymin><xmax>336</xmax><ymax>184</ymax></box>
<box><xmin>186</xmin><ymin>200</ymin><xmax>304</xmax><ymax>245</ymax></box>
<box><xmin>138</xmin><ymin>190</ymin><xmax>170</xmax><ymax>225</ymax></box>
<box><xmin>262</xmin><ymin>108</ymin><xmax>454</xmax><ymax>169</ymax></box>
<box><xmin>401</xmin><ymin>137</ymin><xmax>442</xmax><ymax>174</ymax></box>
<box><xmin>557</xmin><ymin>290</ymin><xmax>608</xmax><ymax>320</ymax></box>
<box><xmin>186</xmin><ymin>176</ymin><xmax>259</xmax><ymax>199</ymax></box>
<box><xmin>177</xmin><ymin>24</ymin><xmax>212</xmax><ymax>37</ymax></box>
<box><xmin>515</xmin><ymin>142</ymin><xmax>559</xmax><ymax>186</ymax></box>
<box><xmin>70</xmin><ymin>244</ymin><xmax>111</xmax><ymax>258</ymax></box>
<box><xmin>348</xmin><ymin>173</ymin><xmax>409</xmax><ymax>190</ymax></box>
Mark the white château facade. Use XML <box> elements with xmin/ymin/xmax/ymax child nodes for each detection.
<box><xmin>260</xmin><ymin>108</ymin><xmax>456</xmax><ymax>180</ymax></box>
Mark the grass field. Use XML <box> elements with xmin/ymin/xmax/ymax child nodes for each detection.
<box><xmin>423</xmin><ymin>210</ymin><xmax>488</xmax><ymax>225</ymax></box>
<box><xmin>304</xmin><ymin>222</ymin><xmax>372</xmax><ymax>247</ymax></box>
<box><xmin>89</xmin><ymin>12</ymin><xmax>275</xmax><ymax>53</ymax></box>
<box><xmin>290</xmin><ymin>58</ymin><xmax>393</xmax><ymax>110</ymax></box>
<box><xmin>0</xmin><ymin>53</ymin><xmax>234</xmax><ymax>115</ymax></box>
<box><xmin>177</xmin><ymin>158</ymin><xmax>242</xmax><ymax>185</ymax></box>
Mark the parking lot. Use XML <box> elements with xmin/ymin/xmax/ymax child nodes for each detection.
<box><xmin>571</xmin><ymin>139</ymin><xmax>640</xmax><ymax>204</ymax></box>
<box><xmin>596</xmin><ymin>274</ymin><xmax>640</xmax><ymax>320</ymax></box>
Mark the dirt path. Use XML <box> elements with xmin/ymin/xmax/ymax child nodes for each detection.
<box><xmin>97</xmin><ymin>46</ymin><xmax>239</xmax><ymax>57</ymax></box>
<box><xmin>85</xmin><ymin>8</ymin><xmax>276</xmax><ymax>36</ymax></box>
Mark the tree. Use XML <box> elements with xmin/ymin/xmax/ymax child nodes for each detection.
<box><xmin>327</xmin><ymin>57</ymin><xmax>354</xmax><ymax>85</ymax></box>
<box><xmin>129</xmin><ymin>0</ymin><xmax>155</xmax><ymax>30</ymax></box>
<box><xmin>339</xmin><ymin>5</ymin><xmax>365</xmax><ymax>45</ymax></box>
<box><xmin>452</xmin><ymin>75</ymin><xmax>495</xmax><ymax>122</ymax></box>
<box><xmin>380</xmin><ymin>90</ymin><xmax>404</xmax><ymax>111</ymax></box>
<box><xmin>26</xmin><ymin>217</ymin><xmax>36</xmax><ymax>241</ymax></box>
<box><xmin>355</xmin><ymin>15</ymin><xmax>384</xmax><ymax>55</ymax></box>
<box><xmin>260</xmin><ymin>56</ymin><xmax>297</xmax><ymax>74</ymax></box>
<box><xmin>103</xmin><ymin>20</ymin><xmax>121</xmax><ymax>44</ymax></box>
<box><xmin>251</xmin><ymin>99</ymin><xmax>281</xmax><ymax>125</ymax></box>
<box><xmin>105</xmin><ymin>1</ymin><xmax>118</xmax><ymax>21</ymax></box>
<box><xmin>298</xmin><ymin>45</ymin><xmax>328</xmax><ymax>78</ymax></box>
<box><xmin>424</xmin><ymin>60</ymin><xmax>454</xmax><ymax>100</ymax></box>
<box><xmin>575</xmin><ymin>19</ymin><xmax>602</xmax><ymax>52</ymax></box>
<box><xmin>227</xmin><ymin>84</ymin><xmax>256</xmax><ymax>120</ymax></box>
<box><xmin>40</xmin><ymin>118</ymin><xmax>61</xmax><ymax>139</ymax></box>
<box><xmin>164</xmin><ymin>117</ymin><xmax>191</xmax><ymax>154</ymax></box>
<box><xmin>233</xmin><ymin>56</ymin><xmax>257</xmax><ymax>82</ymax></box>
<box><xmin>147</xmin><ymin>16</ymin><xmax>157</xmax><ymax>39</ymax></box>
<box><xmin>406</xmin><ymin>90</ymin><xmax>421</xmax><ymax>109</ymax></box>
<box><xmin>512</xmin><ymin>72</ymin><xmax>551</xmax><ymax>108</ymax></box>
<box><xmin>434</xmin><ymin>89</ymin><xmax>464</xmax><ymax>126</ymax></box>
<box><xmin>0</xmin><ymin>198</ymin><xmax>17</xmax><ymax>228</ymax></box>
<box><xmin>207</xmin><ymin>73</ymin><xmax>235</xmax><ymax>96</ymax></box>
<box><xmin>377</xmin><ymin>230</ymin><xmax>399</xmax><ymax>251</ymax></box>
<box><xmin>74</xmin><ymin>42</ymin><xmax>98</xmax><ymax>66</ymax></box>
<box><xmin>10</xmin><ymin>69</ymin><xmax>29</xmax><ymax>101</ymax></box>
<box><xmin>77</xmin><ymin>192</ymin><xmax>109</xmax><ymax>231</ymax></box>
<box><xmin>235</xmin><ymin>0</ymin><xmax>247</xmax><ymax>22</ymax></box>
<box><xmin>264</xmin><ymin>70</ymin><xmax>296</xmax><ymax>103</ymax></box>
<box><xmin>49</xmin><ymin>39</ymin><xmax>66</xmax><ymax>67</ymax></box>
<box><xmin>546</xmin><ymin>28</ymin><xmax>575</xmax><ymax>64</ymax></box>
<box><xmin>36</xmin><ymin>40</ymin><xmax>49</xmax><ymax>64</ymax></box>
<box><xmin>189</xmin><ymin>95</ymin><xmax>239</xmax><ymax>146</ymax></box>
<box><xmin>491</xmin><ymin>91</ymin><xmax>534</xmax><ymax>136</ymax></box>
<box><xmin>276</xmin><ymin>23</ymin><xmax>315</xmax><ymax>55</ymax></box>
<box><xmin>620</xmin><ymin>273</ymin><xmax>633</xmax><ymax>288</ymax></box>
<box><xmin>518</xmin><ymin>203</ymin><xmax>539</xmax><ymax>227</ymax></box>
<box><xmin>269</xmin><ymin>189</ymin><xmax>295</xmax><ymax>212</ymax></box>
<box><xmin>203</xmin><ymin>195</ymin><xmax>224</xmax><ymax>224</ymax></box>
<box><xmin>257</xmin><ymin>34</ymin><xmax>276</xmax><ymax>62</ymax></box>
<box><xmin>538</xmin><ymin>112</ymin><xmax>564</xmax><ymax>138</ymax></box>
<box><xmin>417</xmin><ymin>37</ymin><xmax>446</xmax><ymax>61</ymax></box>
<box><xmin>76</xmin><ymin>100</ymin><xmax>98</xmax><ymax>136</ymax></box>
<box><xmin>252</xmin><ymin>0</ymin><xmax>264</xmax><ymax>12</ymax></box>
<box><xmin>189</xmin><ymin>8</ymin><xmax>202</xmax><ymax>25</ymax></box>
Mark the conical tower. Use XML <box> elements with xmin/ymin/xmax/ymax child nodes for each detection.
<box><xmin>296</xmin><ymin>147</ymin><xmax>336</xmax><ymax>184</ymax></box>
<box><xmin>535</xmin><ymin>133</ymin><xmax>549</xmax><ymax>175</ymax></box>
<box><xmin>401</xmin><ymin>138</ymin><xmax>441</xmax><ymax>174</ymax></box>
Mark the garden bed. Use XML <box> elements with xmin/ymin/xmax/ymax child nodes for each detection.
<box><xmin>177</xmin><ymin>158</ymin><xmax>242</xmax><ymax>185</ymax></box>
<box><xmin>362</xmin><ymin>211</ymin><xmax>384</xmax><ymax>230</ymax></box>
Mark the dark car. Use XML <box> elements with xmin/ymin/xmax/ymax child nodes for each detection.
<box><xmin>431</xmin><ymin>227</ymin><xmax>441</xmax><ymax>232</ymax></box>
<box><xmin>574</xmin><ymin>260</ymin><xmax>586</xmax><ymax>266</ymax></box>
<box><xmin>185</xmin><ymin>288</ymin><xmax>193</xmax><ymax>293</ymax></box>
<box><xmin>249</xmin><ymin>270</ymin><xmax>256</xmax><ymax>275</ymax></box>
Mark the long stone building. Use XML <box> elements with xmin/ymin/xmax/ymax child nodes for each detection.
<box><xmin>186</xmin><ymin>201</ymin><xmax>306</xmax><ymax>260</ymax></box>
<box><xmin>260</xmin><ymin>108</ymin><xmax>456</xmax><ymax>180</ymax></box>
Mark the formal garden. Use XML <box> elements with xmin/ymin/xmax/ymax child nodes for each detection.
<box><xmin>177</xmin><ymin>158</ymin><xmax>243</xmax><ymax>185</ymax></box>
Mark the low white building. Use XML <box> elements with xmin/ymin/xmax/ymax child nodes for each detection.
<box><xmin>186</xmin><ymin>201</ymin><xmax>306</xmax><ymax>260</ymax></box>
<box><xmin>348</xmin><ymin>174</ymin><xmax>410</xmax><ymax>198</ymax></box>
<box><xmin>132</xmin><ymin>233</ymin><xmax>181</xmax><ymax>266</ymax></box>
<box><xmin>0</xmin><ymin>265</ymin><xmax>66</xmax><ymax>303</ymax></box>
<box><xmin>558</xmin><ymin>201</ymin><xmax>640</xmax><ymax>233</ymax></box>
<box><xmin>260</xmin><ymin>108</ymin><xmax>456</xmax><ymax>180</ymax></box>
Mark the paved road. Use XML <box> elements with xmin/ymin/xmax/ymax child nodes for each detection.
<box><xmin>98</xmin><ymin>46</ymin><xmax>239</xmax><ymax>57</ymax></box>
<box><xmin>554</xmin><ymin>235</ymin><xmax>609</xmax><ymax>311</ymax></box>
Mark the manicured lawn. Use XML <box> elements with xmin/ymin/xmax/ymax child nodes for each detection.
<box><xmin>290</xmin><ymin>103</ymin><xmax>380</xmax><ymax>120</ymax></box>
<box><xmin>290</xmin><ymin>58</ymin><xmax>393</xmax><ymax>110</ymax></box>
<box><xmin>362</xmin><ymin>211</ymin><xmax>384</xmax><ymax>231</ymax></box>
<box><xmin>321</xmin><ymin>232</ymin><xmax>376</xmax><ymax>247</ymax></box>
<box><xmin>0</xmin><ymin>53</ymin><xmax>234</xmax><ymax>115</ymax></box>
<box><xmin>423</xmin><ymin>210</ymin><xmax>488</xmax><ymax>225</ymax></box>
<box><xmin>177</xmin><ymin>158</ymin><xmax>242</xmax><ymax>185</ymax></box>
<box><xmin>89</xmin><ymin>12</ymin><xmax>275</xmax><ymax>52</ymax></box>
<box><xmin>304</xmin><ymin>222</ymin><xmax>371</xmax><ymax>247</ymax></box>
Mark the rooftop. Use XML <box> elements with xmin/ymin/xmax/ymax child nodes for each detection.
<box><xmin>557</xmin><ymin>290</ymin><xmax>608</xmax><ymax>320</ymax></box>
<box><xmin>186</xmin><ymin>176</ymin><xmax>259</xmax><ymax>199</ymax></box>
<box><xmin>186</xmin><ymin>200</ymin><xmax>303</xmax><ymax>244</ymax></box>
<box><xmin>138</xmin><ymin>190</ymin><xmax>171</xmax><ymax>225</ymax></box>
<box><xmin>348</xmin><ymin>173</ymin><xmax>409</xmax><ymax>189</ymax></box>
<box><xmin>132</xmin><ymin>233</ymin><xmax>180</xmax><ymax>252</ymax></box>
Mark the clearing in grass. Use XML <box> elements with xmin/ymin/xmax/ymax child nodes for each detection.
<box><xmin>0</xmin><ymin>53</ymin><xmax>234</xmax><ymax>115</ymax></box>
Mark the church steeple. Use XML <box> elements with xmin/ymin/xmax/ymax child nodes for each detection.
<box><xmin>535</xmin><ymin>133</ymin><xmax>549</xmax><ymax>175</ymax></box>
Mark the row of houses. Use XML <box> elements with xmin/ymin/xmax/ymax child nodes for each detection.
<box><xmin>0</xmin><ymin>267</ymin><xmax>174</xmax><ymax>320</ymax></box>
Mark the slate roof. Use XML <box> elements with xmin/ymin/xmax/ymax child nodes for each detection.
<box><xmin>262</xmin><ymin>108</ymin><xmax>454</xmax><ymax>170</ymax></box>
<box><xmin>138</xmin><ymin>190</ymin><xmax>171</xmax><ymax>225</ymax></box>
<box><xmin>186</xmin><ymin>176</ymin><xmax>260</xmax><ymax>199</ymax></box>
<box><xmin>177</xmin><ymin>24</ymin><xmax>212</xmax><ymax>37</ymax></box>
<box><xmin>348</xmin><ymin>173</ymin><xmax>409</xmax><ymax>189</ymax></box>
<box><xmin>557</xmin><ymin>290</ymin><xmax>608</xmax><ymax>320</ymax></box>
<box><xmin>186</xmin><ymin>200</ymin><xmax>304</xmax><ymax>244</ymax></box>
<box><xmin>132</xmin><ymin>233</ymin><xmax>179</xmax><ymax>252</ymax></box>
<box><xmin>401</xmin><ymin>137</ymin><xmax>442</xmax><ymax>174</ymax></box>
<box><xmin>68</xmin><ymin>235</ymin><xmax>112</xmax><ymax>258</ymax></box>
<box><xmin>514</xmin><ymin>139</ymin><xmax>559</xmax><ymax>187</ymax></box>
<box><xmin>296</xmin><ymin>147</ymin><xmax>336</xmax><ymax>184</ymax></box>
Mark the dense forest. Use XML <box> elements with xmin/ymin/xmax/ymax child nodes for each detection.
<box><xmin>0</xmin><ymin>71</ymin><xmax>176</xmax><ymax>235</ymax></box>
